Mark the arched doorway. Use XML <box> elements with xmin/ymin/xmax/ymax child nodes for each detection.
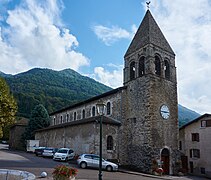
<box><xmin>161</xmin><ymin>148</ymin><xmax>170</xmax><ymax>174</ymax></box>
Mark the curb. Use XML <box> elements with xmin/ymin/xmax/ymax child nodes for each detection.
<box><xmin>118</xmin><ymin>169</ymin><xmax>181</xmax><ymax>180</ymax></box>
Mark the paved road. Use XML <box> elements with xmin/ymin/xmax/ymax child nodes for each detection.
<box><xmin>0</xmin><ymin>144</ymin><xmax>209</xmax><ymax>180</ymax></box>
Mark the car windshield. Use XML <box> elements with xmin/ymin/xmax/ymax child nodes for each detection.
<box><xmin>57</xmin><ymin>149</ymin><xmax>68</xmax><ymax>153</ymax></box>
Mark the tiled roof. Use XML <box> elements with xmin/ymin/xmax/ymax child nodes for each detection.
<box><xmin>35</xmin><ymin>115</ymin><xmax>121</xmax><ymax>132</ymax></box>
<box><xmin>125</xmin><ymin>10</ymin><xmax>174</xmax><ymax>57</ymax></box>
<box><xmin>50</xmin><ymin>86</ymin><xmax>126</xmax><ymax>115</ymax></box>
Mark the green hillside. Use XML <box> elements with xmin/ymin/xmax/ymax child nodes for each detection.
<box><xmin>178</xmin><ymin>104</ymin><xmax>200</xmax><ymax>127</ymax></box>
<box><xmin>1</xmin><ymin>68</ymin><xmax>112</xmax><ymax>117</ymax></box>
<box><xmin>0</xmin><ymin>68</ymin><xmax>200</xmax><ymax>126</ymax></box>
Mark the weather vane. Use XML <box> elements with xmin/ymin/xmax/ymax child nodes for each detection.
<box><xmin>146</xmin><ymin>1</ymin><xmax>151</xmax><ymax>9</ymax></box>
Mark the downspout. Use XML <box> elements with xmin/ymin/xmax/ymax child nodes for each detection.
<box><xmin>117</xmin><ymin>89</ymin><xmax>123</xmax><ymax>162</ymax></box>
<box><xmin>63</xmin><ymin>125</ymin><xmax>66</xmax><ymax>148</ymax></box>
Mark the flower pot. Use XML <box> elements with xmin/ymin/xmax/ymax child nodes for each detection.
<box><xmin>53</xmin><ymin>176</ymin><xmax>75</xmax><ymax>180</ymax></box>
<box><xmin>52</xmin><ymin>165</ymin><xmax>77</xmax><ymax>180</ymax></box>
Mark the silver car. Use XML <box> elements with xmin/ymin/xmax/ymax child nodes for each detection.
<box><xmin>77</xmin><ymin>154</ymin><xmax>118</xmax><ymax>171</ymax></box>
<box><xmin>42</xmin><ymin>147</ymin><xmax>58</xmax><ymax>158</ymax></box>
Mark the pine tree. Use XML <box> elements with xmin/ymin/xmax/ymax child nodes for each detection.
<box><xmin>0</xmin><ymin>77</ymin><xmax>17</xmax><ymax>138</ymax></box>
<box><xmin>23</xmin><ymin>104</ymin><xmax>50</xmax><ymax>140</ymax></box>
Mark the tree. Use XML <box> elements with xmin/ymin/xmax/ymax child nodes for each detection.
<box><xmin>23</xmin><ymin>104</ymin><xmax>50</xmax><ymax>140</ymax></box>
<box><xmin>0</xmin><ymin>77</ymin><xmax>17</xmax><ymax>138</ymax></box>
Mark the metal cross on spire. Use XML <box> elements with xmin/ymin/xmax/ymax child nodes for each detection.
<box><xmin>146</xmin><ymin>1</ymin><xmax>151</xmax><ymax>9</ymax></box>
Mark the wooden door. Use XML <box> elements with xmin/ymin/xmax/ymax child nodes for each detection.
<box><xmin>161</xmin><ymin>148</ymin><xmax>170</xmax><ymax>174</ymax></box>
<box><xmin>161</xmin><ymin>155</ymin><xmax>169</xmax><ymax>174</ymax></box>
<box><xmin>181</xmin><ymin>155</ymin><xmax>188</xmax><ymax>173</ymax></box>
<box><xmin>190</xmin><ymin>161</ymin><xmax>193</xmax><ymax>173</ymax></box>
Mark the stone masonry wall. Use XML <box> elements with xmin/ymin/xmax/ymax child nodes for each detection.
<box><xmin>35</xmin><ymin>122</ymin><xmax>119</xmax><ymax>160</ymax></box>
<box><xmin>120</xmin><ymin>44</ymin><xmax>179</xmax><ymax>174</ymax></box>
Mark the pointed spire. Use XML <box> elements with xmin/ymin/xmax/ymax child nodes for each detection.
<box><xmin>125</xmin><ymin>10</ymin><xmax>174</xmax><ymax>57</ymax></box>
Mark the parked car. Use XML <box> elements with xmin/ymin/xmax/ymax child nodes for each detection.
<box><xmin>34</xmin><ymin>147</ymin><xmax>46</xmax><ymax>156</ymax></box>
<box><xmin>53</xmin><ymin>148</ymin><xmax>75</xmax><ymax>161</ymax></box>
<box><xmin>77</xmin><ymin>154</ymin><xmax>118</xmax><ymax>172</ymax></box>
<box><xmin>42</xmin><ymin>147</ymin><xmax>58</xmax><ymax>158</ymax></box>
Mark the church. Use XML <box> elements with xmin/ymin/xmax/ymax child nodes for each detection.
<box><xmin>35</xmin><ymin>10</ymin><xmax>180</xmax><ymax>175</ymax></box>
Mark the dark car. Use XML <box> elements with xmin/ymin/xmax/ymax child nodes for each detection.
<box><xmin>34</xmin><ymin>147</ymin><xmax>46</xmax><ymax>156</ymax></box>
<box><xmin>1</xmin><ymin>140</ymin><xmax>7</xmax><ymax>144</ymax></box>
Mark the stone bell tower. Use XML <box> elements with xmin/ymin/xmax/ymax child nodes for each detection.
<box><xmin>120</xmin><ymin>10</ymin><xmax>179</xmax><ymax>174</ymax></box>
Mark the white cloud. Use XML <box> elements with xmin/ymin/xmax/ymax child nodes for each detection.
<box><xmin>92</xmin><ymin>64</ymin><xmax>123</xmax><ymax>88</ymax></box>
<box><xmin>150</xmin><ymin>0</ymin><xmax>211</xmax><ymax>114</ymax></box>
<box><xmin>0</xmin><ymin>0</ymin><xmax>89</xmax><ymax>74</ymax></box>
<box><xmin>92</xmin><ymin>24</ymin><xmax>136</xmax><ymax>46</ymax></box>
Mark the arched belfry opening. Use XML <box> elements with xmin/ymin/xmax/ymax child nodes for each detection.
<box><xmin>155</xmin><ymin>55</ymin><xmax>161</xmax><ymax>76</ymax></box>
<box><xmin>130</xmin><ymin>61</ymin><xmax>136</xmax><ymax>80</ymax></box>
<box><xmin>164</xmin><ymin>59</ymin><xmax>170</xmax><ymax>79</ymax></box>
<box><xmin>139</xmin><ymin>56</ymin><xmax>145</xmax><ymax>76</ymax></box>
<box><xmin>161</xmin><ymin>148</ymin><xmax>170</xmax><ymax>174</ymax></box>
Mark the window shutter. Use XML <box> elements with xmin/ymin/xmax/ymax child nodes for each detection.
<box><xmin>207</xmin><ymin>120</ymin><xmax>211</xmax><ymax>127</ymax></box>
<box><xmin>191</xmin><ymin>134</ymin><xmax>194</xmax><ymax>141</ymax></box>
<box><xmin>196</xmin><ymin>133</ymin><xmax>199</xmax><ymax>142</ymax></box>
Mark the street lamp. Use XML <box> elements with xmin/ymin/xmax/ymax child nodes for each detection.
<box><xmin>96</xmin><ymin>101</ymin><xmax>106</xmax><ymax>180</ymax></box>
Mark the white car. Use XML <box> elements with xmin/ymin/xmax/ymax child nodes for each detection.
<box><xmin>53</xmin><ymin>148</ymin><xmax>75</xmax><ymax>161</ymax></box>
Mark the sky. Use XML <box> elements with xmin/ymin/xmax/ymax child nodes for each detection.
<box><xmin>0</xmin><ymin>0</ymin><xmax>211</xmax><ymax>114</ymax></box>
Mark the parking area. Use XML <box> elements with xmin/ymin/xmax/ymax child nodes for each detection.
<box><xmin>0</xmin><ymin>144</ymin><xmax>209</xmax><ymax>180</ymax></box>
<box><xmin>0</xmin><ymin>144</ymin><xmax>147</xmax><ymax>180</ymax></box>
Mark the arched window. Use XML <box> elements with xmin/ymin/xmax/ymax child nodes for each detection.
<box><xmin>66</xmin><ymin>114</ymin><xmax>69</xmax><ymax>122</ymax></box>
<box><xmin>164</xmin><ymin>59</ymin><xmax>170</xmax><ymax>79</ymax></box>
<box><xmin>82</xmin><ymin>109</ymin><xmax>85</xmax><ymax>119</ymax></box>
<box><xmin>155</xmin><ymin>55</ymin><xmax>161</xmax><ymax>76</ymax></box>
<box><xmin>74</xmin><ymin>112</ymin><xmax>77</xmax><ymax>120</ymax></box>
<box><xmin>107</xmin><ymin>102</ymin><xmax>111</xmax><ymax>115</ymax></box>
<box><xmin>53</xmin><ymin>117</ymin><xmax>56</xmax><ymax>125</ymax></box>
<box><xmin>107</xmin><ymin>136</ymin><xmax>113</xmax><ymax>150</ymax></box>
<box><xmin>92</xmin><ymin>106</ymin><xmax>96</xmax><ymax>116</ymax></box>
<box><xmin>130</xmin><ymin>61</ymin><xmax>135</xmax><ymax>80</ymax></box>
<box><xmin>60</xmin><ymin>115</ymin><xmax>63</xmax><ymax>124</ymax></box>
<box><xmin>139</xmin><ymin>56</ymin><xmax>145</xmax><ymax>76</ymax></box>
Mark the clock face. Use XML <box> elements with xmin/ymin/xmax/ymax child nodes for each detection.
<box><xmin>160</xmin><ymin>104</ymin><xmax>170</xmax><ymax>119</ymax></box>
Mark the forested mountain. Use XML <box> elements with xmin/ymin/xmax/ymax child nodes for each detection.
<box><xmin>1</xmin><ymin>68</ymin><xmax>112</xmax><ymax>117</ymax></box>
<box><xmin>0</xmin><ymin>71</ymin><xmax>11</xmax><ymax>78</ymax></box>
<box><xmin>0</xmin><ymin>68</ymin><xmax>200</xmax><ymax>126</ymax></box>
<box><xmin>178</xmin><ymin>104</ymin><xmax>200</xmax><ymax>127</ymax></box>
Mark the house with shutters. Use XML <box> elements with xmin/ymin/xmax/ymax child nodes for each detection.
<box><xmin>179</xmin><ymin>114</ymin><xmax>211</xmax><ymax>178</ymax></box>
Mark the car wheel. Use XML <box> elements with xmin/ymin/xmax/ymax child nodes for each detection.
<box><xmin>80</xmin><ymin>162</ymin><xmax>87</xmax><ymax>169</ymax></box>
<box><xmin>106</xmin><ymin>165</ymin><xmax>113</xmax><ymax>172</ymax></box>
<box><xmin>65</xmin><ymin>157</ymin><xmax>68</xmax><ymax>162</ymax></box>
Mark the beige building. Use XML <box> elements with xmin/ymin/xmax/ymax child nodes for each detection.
<box><xmin>179</xmin><ymin>114</ymin><xmax>211</xmax><ymax>178</ymax></box>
